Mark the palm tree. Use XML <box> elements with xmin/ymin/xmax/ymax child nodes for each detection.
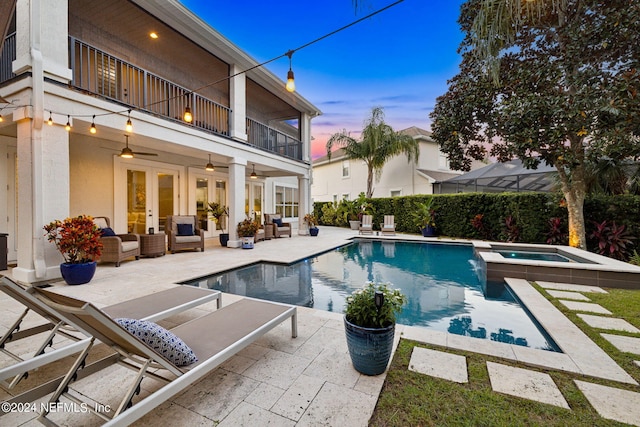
<box><xmin>326</xmin><ymin>107</ymin><xmax>419</xmax><ymax>198</ymax></box>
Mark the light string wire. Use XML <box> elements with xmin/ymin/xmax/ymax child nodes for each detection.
<box><xmin>0</xmin><ymin>0</ymin><xmax>405</xmax><ymax>126</ymax></box>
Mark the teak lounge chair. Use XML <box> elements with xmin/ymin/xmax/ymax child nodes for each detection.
<box><xmin>359</xmin><ymin>214</ymin><xmax>373</xmax><ymax>234</ymax></box>
<box><xmin>380</xmin><ymin>215</ymin><xmax>396</xmax><ymax>235</ymax></box>
<box><xmin>30</xmin><ymin>288</ymin><xmax>297</xmax><ymax>426</ymax></box>
<box><xmin>0</xmin><ymin>277</ymin><xmax>221</xmax><ymax>390</ymax></box>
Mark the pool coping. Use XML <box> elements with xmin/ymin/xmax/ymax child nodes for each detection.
<box><xmin>401</xmin><ymin>277</ymin><xmax>637</xmax><ymax>385</ymax></box>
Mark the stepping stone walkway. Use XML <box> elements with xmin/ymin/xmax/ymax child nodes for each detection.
<box><xmin>546</xmin><ymin>290</ymin><xmax>590</xmax><ymax>301</ymax></box>
<box><xmin>575</xmin><ymin>381</ymin><xmax>640</xmax><ymax>427</ymax></box>
<box><xmin>558</xmin><ymin>300</ymin><xmax>612</xmax><ymax>314</ymax></box>
<box><xmin>537</xmin><ymin>281</ymin><xmax>608</xmax><ymax>293</ymax></box>
<box><xmin>486</xmin><ymin>362</ymin><xmax>570</xmax><ymax>409</ymax></box>
<box><xmin>409</xmin><ymin>347</ymin><xmax>468</xmax><ymax>383</ymax></box>
<box><xmin>577</xmin><ymin>314</ymin><xmax>640</xmax><ymax>333</ymax></box>
<box><xmin>601</xmin><ymin>333</ymin><xmax>640</xmax><ymax>355</ymax></box>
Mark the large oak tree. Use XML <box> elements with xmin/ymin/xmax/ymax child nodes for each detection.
<box><xmin>430</xmin><ymin>0</ymin><xmax>640</xmax><ymax>249</ymax></box>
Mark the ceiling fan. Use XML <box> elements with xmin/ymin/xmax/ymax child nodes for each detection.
<box><xmin>249</xmin><ymin>163</ymin><xmax>269</xmax><ymax>179</ymax></box>
<box><xmin>119</xmin><ymin>135</ymin><xmax>158</xmax><ymax>158</ymax></box>
<box><xmin>190</xmin><ymin>154</ymin><xmax>229</xmax><ymax>171</ymax></box>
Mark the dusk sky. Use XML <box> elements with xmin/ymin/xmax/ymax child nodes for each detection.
<box><xmin>179</xmin><ymin>0</ymin><xmax>466</xmax><ymax>159</ymax></box>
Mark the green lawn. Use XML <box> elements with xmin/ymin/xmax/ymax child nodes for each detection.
<box><xmin>370</xmin><ymin>286</ymin><xmax>640</xmax><ymax>426</ymax></box>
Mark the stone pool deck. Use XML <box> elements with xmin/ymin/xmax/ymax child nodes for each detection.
<box><xmin>1</xmin><ymin>227</ymin><xmax>639</xmax><ymax>426</ymax></box>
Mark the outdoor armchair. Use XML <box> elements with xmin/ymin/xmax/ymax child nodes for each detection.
<box><xmin>94</xmin><ymin>216</ymin><xmax>140</xmax><ymax>267</ymax></box>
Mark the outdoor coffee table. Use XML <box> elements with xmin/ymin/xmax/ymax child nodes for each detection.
<box><xmin>139</xmin><ymin>233</ymin><xmax>166</xmax><ymax>257</ymax></box>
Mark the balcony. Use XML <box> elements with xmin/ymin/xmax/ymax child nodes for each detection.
<box><xmin>0</xmin><ymin>35</ymin><xmax>304</xmax><ymax>161</ymax></box>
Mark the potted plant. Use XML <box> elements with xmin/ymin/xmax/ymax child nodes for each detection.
<box><xmin>413</xmin><ymin>199</ymin><xmax>437</xmax><ymax>237</ymax></box>
<box><xmin>304</xmin><ymin>213</ymin><xmax>319</xmax><ymax>236</ymax></box>
<box><xmin>207</xmin><ymin>202</ymin><xmax>229</xmax><ymax>246</ymax></box>
<box><xmin>237</xmin><ymin>217</ymin><xmax>259</xmax><ymax>249</ymax></box>
<box><xmin>344</xmin><ymin>282</ymin><xmax>406</xmax><ymax>375</ymax></box>
<box><xmin>43</xmin><ymin>215</ymin><xmax>103</xmax><ymax>285</ymax></box>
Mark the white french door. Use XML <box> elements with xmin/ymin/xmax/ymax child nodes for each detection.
<box><xmin>189</xmin><ymin>168</ymin><xmax>227</xmax><ymax>238</ymax></box>
<box><xmin>115</xmin><ymin>158</ymin><xmax>182</xmax><ymax>234</ymax></box>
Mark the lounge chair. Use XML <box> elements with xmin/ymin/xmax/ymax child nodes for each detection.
<box><xmin>264</xmin><ymin>213</ymin><xmax>291</xmax><ymax>238</ymax></box>
<box><xmin>0</xmin><ymin>277</ymin><xmax>221</xmax><ymax>389</ymax></box>
<box><xmin>380</xmin><ymin>215</ymin><xmax>396</xmax><ymax>235</ymax></box>
<box><xmin>28</xmin><ymin>288</ymin><xmax>297</xmax><ymax>426</ymax></box>
<box><xmin>359</xmin><ymin>214</ymin><xmax>373</xmax><ymax>234</ymax></box>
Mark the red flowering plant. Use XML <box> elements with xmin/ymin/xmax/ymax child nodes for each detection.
<box><xmin>44</xmin><ymin>215</ymin><xmax>103</xmax><ymax>264</ymax></box>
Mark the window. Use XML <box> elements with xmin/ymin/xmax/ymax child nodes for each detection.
<box><xmin>342</xmin><ymin>160</ymin><xmax>350</xmax><ymax>178</ymax></box>
<box><xmin>342</xmin><ymin>193</ymin><xmax>350</xmax><ymax>201</ymax></box>
<box><xmin>275</xmin><ymin>185</ymin><xmax>298</xmax><ymax>219</ymax></box>
<box><xmin>390</xmin><ymin>190</ymin><xmax>402</xmax><ymax>197</ymax></box>
<box><xmin>438</xmin><ymin>150</ymin><xmax>450</xmax><ymax>170</ymax></box>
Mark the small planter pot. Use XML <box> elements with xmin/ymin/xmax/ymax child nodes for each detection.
<box><xmin>241</xmin><ymin>236</ymin><xmax>255</xmax><ymax>249</ymax></box>
<box><xmin>219</xmin><ymin>233</ymin><xmax>229</xmax><ymax>247</ymax></box>
<box><xmin>60</xmin><ymin>261</ymin><xmax>97</xmax><ymax>285</ymax></box>
<box><xmin>349</xmin><ymin>220</ymin><xmax>361</xmax><ymax>230</ymax></box>
<box><xmin>421</xmin><ymin>225</ymin><xmax>436</xmax><ymax>237</ymax></box>
<box><xmin>309</xmin><ymin>227</ymin><xmax>319</xmax><ymax>237</ymax></box>
<box><xmin>344</xmin><ymin>317</ymin><xmax>395</xmax><ymax>375</ymax></box>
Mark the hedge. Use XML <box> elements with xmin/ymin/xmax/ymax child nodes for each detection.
<box><xmin>314</xmin><ymin>193</ymin><xmax>640</xmax><ymax>253</ymax></box>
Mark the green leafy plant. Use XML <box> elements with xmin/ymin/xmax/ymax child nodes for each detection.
<box><xmin>629</xmin><ymin>250</ymin><xmax>640</xmax><ymax>266</ymax></box>
<box><xmin>43</xmin><ymin>215</ymin><xmax>103</xmax><ymax>264</ymax></box>
<box><xmin>207</xmin><ymin>202</ymin><xmax>228</xmax><ymax>232</ymax></box>
<box><xmin>320</xmin><ymin>203</ymin><xmax>338</xmax><ymax>225</ymax></box>
<box><xmin>236</xmin><ymin>217</ymin><xmax>260</xmax><ymax>237</ymax></box>
<box><xmin>412</xmin><ymin>198</ymin><xmax>436</xmax><ymax>231</ymax></box>
<box><xmin>344</xmin><ymin>282</ymin><xmax>406</xmax><ymax>329</ymax></box>
<box><xmin>470</xmin><ymin>213</ymin><xmax>492</xmax><ymax>240</ymax></box>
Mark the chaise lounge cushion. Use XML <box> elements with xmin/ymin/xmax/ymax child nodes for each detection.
<box><xmin>115</xmin><ymin>318</ymin><xmax>198</xmax><ymax>366</ymax></box>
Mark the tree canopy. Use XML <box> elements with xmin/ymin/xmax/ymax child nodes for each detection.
<box><xmin>326</xmin><ymin>107</ymin><xmax>419</xmax><ymax>198</ymax></box>
<box><xmin>430</xmin><ymin>0</ymin><xmax>640</xmax><ymax>249</ymax></box>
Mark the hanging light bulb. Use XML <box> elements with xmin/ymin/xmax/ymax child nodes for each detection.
<box><xmin>250</xmin><ymin>163</ymin><xmax>258</xmax><ymax>179</ymax></box>
<box><xmin>65</xmin><ymin>115</ymin><xmax>71</xmax><ymax>131</ymax></box>
<box><xmin>125</xmin><ymin>109</ymin><xmax>133</xmax><ymax>133</ymax></box>
<box><xmin>183</xmin><ymin>94</ymin><xmax>193</xmax><ymax>123</ymax></box>
<box><xmin>90</xmin><ymin>115</ymin><xmax>97</xmax><ymax>134</ymax></box>
<box><xmin>47</xmin><ymin>111</ymin><xmax>53</xmax><ymax>126</ymax></box>
<box><xmin>0</xmin><ymin>115</ymin><xmax>4</xmax><ymax>123</ymax></box>
<box><xmin>205</xmin><ymin>154</ymin><xmax>215</xmax><ymax>172</ymax></box>
<box><xmin>285</xmin><ymin>50</ymin><xmax>295</xmax><ymax>93</ymax></box>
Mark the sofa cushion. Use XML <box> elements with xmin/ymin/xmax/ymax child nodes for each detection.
<box><xmin>177</xmin><ymin>223</ymin><xmax>193</xmax><ymax>236</ymax></box>
<box><xmin>94</xmin><ymin>217</ymin><xmax>109</xmax><ymax>229</ymax></box>
<box><xmin>101</xmin><ymin>227</ymin><xmax>117</xmax><ymax>237</ymax></box>
<box><xmin>115</xmin><ymin>318</ymin><xmax>198</xmax><ymax>366</ymax></box>
<box><xmin>175</xmin><ymin>235</ymin><xmax>202</xmax><ymax>244</ymax></box>
<box><xmin>121</xmin><ymin>241</ymin><xmax>139</xmax><ymax>252</ymax></box>
<box><xmin>273</xmin><ymin>218</ymin><xmax>283</xmax><ymax>227</ymax></box>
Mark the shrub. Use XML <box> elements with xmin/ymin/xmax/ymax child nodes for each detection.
<box><xmin>589</xmin><ymin>220</ymin><xmax>635</xmax><ymax>261</ymax></box>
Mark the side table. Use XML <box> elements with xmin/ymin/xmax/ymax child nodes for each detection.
<box><xmin>139</xmin><ymin>233</ymin><xmax>166</xmax><ymax>257</ymax></box>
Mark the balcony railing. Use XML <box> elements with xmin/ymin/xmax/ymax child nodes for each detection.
<box><xmin>0</xmin><ymin>32</ymin><xmax>15</xmax><ymax>82</ymax></box>
<box><xmin>0</xmin><ymin>34</ymin><xmax>303</xmax><ymax>160</ymax></box>
<box><xmin>246</xmin><ymin>118</ymin><xmax>302</xmax><ymax>161</ymax></box>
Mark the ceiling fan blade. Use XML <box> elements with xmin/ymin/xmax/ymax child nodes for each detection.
<box><xmin>132</xmin><ymin>151</ymin><xmax>158</xmax><ymax>156</ymax></box>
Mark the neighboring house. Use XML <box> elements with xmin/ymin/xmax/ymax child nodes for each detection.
<box><xmin>311</xmin><ymin>126</ymin><xmax>465</xmax><ymax>202</ymax></box>
<box><xmin>0</xmin><ymin>0</ymin><xmax>321</xmax><ymax>283</ymax></box>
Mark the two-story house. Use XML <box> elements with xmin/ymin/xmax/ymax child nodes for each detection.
<box><xmin>311</xmin><ymin>126</ymin><xmax>462</xmax><ymax>202</ymax></box>
<box><xmin>0</xmin><ymin>0</ymin><xmax>321</xmax><ymax>283</ymax></box>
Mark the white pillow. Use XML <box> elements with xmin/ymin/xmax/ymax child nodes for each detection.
<box><xmin>115</xmin><ymin>318</ymin><xmax>198</xmax><ymax>366</ymax></box>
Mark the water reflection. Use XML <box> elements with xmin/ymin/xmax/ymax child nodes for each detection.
<box><xmin>182</xmin><ymin>240</ymin><xmax>558</xmax><ymax>351</ymax></box>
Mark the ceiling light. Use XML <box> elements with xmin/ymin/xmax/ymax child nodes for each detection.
<box><xmin>65</xmin><ymin>115</ymin><xmax>71</xmax><ymax>131</ymax></box>
<box><xmin>250</xmin><ymin>163</ymin><xmax>258</xmax><ymax>179</ymax></box>
<box><xmin>205</xmin><ymin>154</ymin><xmax>215</xmax><ymax>172</ymax></box>
<box><xmin>149</xmin><ymin>32</ymin><xmax>159</xmax><ymax>39</ymax></box>
<box><xmin>47</xmin><ymin>111</ymin><xmax>53</xmax><ymax>126</ymax></box>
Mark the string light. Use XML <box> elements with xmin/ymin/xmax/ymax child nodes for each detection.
<box><xmin>90</xmin><ymin>115</ymin><xmax>97</xmax><ymax>134</ymax></box>
<box><xmin>285</xmin><ymin>51</ymin><xmax>295</xmax><ymax>93</ymax></box>
<box><xmin>125</xmin><ymin>109</ymin><xmax>133</xmax><ymax>132</ymax></box>
<box><xmin>19</xmin><ymin>1</ymin><xmax>403</xmax><ymax>136</ymax></box>
<box><xmin>0</xmin><ymin>115</ymin><xmax>3</xmax><ymax>123</ymax></box>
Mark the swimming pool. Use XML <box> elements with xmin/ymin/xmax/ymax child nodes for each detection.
<box><xmin>496</xmin><ymin>250</ymin><xmax>573</xmax><ymax>263</ymax></box>
<box><xmin>182</xmin><ymin>240</ymin><xmax>559</xmax><ymax>351</ymax></box>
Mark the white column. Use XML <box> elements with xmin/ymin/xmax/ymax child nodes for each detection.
<box><xmin>229</xmin><ymin>64</ymin><xmax>248</xmax><ymax>141</ymax></box>
<box><xmin>300</xmin><ymin>112</ymin><xmax>312</xmax><ymax>162</ymax></box>
<box><xmin>298</xmin><ymin>175</ymin><xmax>310</xmax><ymax>235</ymax></box>
<box><xmin>227</xmin><ymin>158</ymin><xmax>246</xmax><ymax>248</ymax></box>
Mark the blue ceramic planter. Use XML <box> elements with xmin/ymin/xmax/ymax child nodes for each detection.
<box><xmin>309</xmin><ymin>227</ymin><xmax>319</xmax><ymax>236</ymax></box>
<box><xmin>344</xmin><ymin>317</ymin><xmax>395</xmax><ymax>376</ymax></box>
<box><xmin>60</xmin><ymin>261</ymin><xmax>97</xmax><ymax>285</ymax></box>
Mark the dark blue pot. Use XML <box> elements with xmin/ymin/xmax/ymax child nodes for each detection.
<box><xmin>344</xmin><ymin>317</ymin><xmax>395</xmax><ymax>375</ymax></box>
<box><xmin>60</xmin><ymin>261</ymin><xmax>97</xmax><ymax>285</ymax></box>
<box><xmin>309</xmin><ymin>227</ymin><xmax>319</xmax><ymax>236</ymax></box>
<box><xmin>422</xmin><ymin>225</ymin><xmax>436</xmax><ymax>237</ymax></box>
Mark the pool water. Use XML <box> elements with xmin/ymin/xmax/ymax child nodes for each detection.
<box><xmin>183</xmin><ymin>240</ymin><xmax>559</xmax><ymax>351</ymax></box>
<box><xmin>497</xmin><ymin>250</ymin><xmax>572</xmax><ymax>263</ymax></box>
